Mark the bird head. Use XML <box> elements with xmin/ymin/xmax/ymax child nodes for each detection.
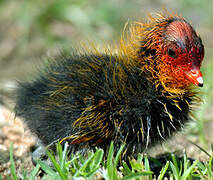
<box><xmin>162</xmin><ymin>19</ymin><xmax>204</xmax><ymax>87</ymax></box>
<box><xmin>123</xmin><ymin>12</ymin><xmax>205</xmax><ymax>94</ymax></box>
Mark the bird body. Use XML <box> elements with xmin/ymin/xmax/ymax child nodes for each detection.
<box><xmin>15</xmin><ymin>12</ymin><xmax>204</xmax><ymax>158</ymax></box>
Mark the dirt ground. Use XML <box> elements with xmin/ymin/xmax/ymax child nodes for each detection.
<box><xmin>0</xmin><ymin>105</ymin><xmax>35</xmax><ymax>178</ymax></box>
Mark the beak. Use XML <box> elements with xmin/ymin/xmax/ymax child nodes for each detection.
<box><xmin>184</xmin><ymin>63</ymin><xmax>203</xmax><ymax>87</ymax></box>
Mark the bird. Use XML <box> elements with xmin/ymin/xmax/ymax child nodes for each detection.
<box><xmin>15</xmin><ymin>11</ymin><xmax>204</xmax><ymax>159</ymax></box>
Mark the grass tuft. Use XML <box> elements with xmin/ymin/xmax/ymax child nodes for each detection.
<box><xmin>2</xmin><ymin>141</ymin><xmax>213</xmax><ymax>179</ymax></box>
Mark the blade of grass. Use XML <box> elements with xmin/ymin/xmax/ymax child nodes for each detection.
<box><xmin>9</xmin><ymin>144</ymin><xmax>18</xmax><ymax>180</ymax></box>
<box><xmin>74</xmin><ymin>157</ymin><xmax>94</xmax><ymax>177</ymax></box>
<box><xmin>56</xmin><ymin>142</ymin><xmax>68</xmax><ymax>171</ymax></box>
<box><xmin>171</xmin><ymin>154</ymin><xmax>180</xmax><ymax>175</ymax></box>
<box><xmin>158</xmin><ymin>161</ymin><xmax>169</xmax><ymax>180</ymax></box>
<box><xmin>180</xmin><ymin>160</ymin><xmax>198</xmax><ymax>180</ymax></box>
<box><xmin>61</xmin><ymin>142</ymin><xmax>69</xmax><ymax>169</ymax></box>
<box><xmin>122</xmin><ymin>161</ymin><xmax>132</xmax><ymax>175</ymax></box>
<box><xmin>189</xmin><ymin>141</ymin><xmax>211</xmax><ymax>157</ymax></box>
<box><xmin>71</xmin><ymin>153</ymin><xmax>80</xmax><ymax>170</ymax></box>
<box><xmin>144</xmin><ymin>155</ymin><xmax>150</xmax><ymax>171</ymax></box>
<box><xmin>183</xmin><ymin>153</ymin><xmax>188</xmax><ymax>173</ymax></box>
<box><xmin>89</xmin><ymin>149</ymin><xmax>104</xmax><ymax>171</ymax></box>
<box><xmin>130</xmin><ymin>159</ymin><xmax>144</xmax><ymax>171</ymax></box>
<box><xmin>22</xmin><ymin>167</ymin><xmax>27</xmax><ymax>180</ymax></box>
<box><xmin>137</xmin><ymin>153</ymin><xmax>143</xmax><ymax>162</ymax></box>
<box><xmin>36</xmin><ymin>159</ymin><xmax>56</xmax><ymax>176</ymax></box>
<box><xmin>170</xmin><ymin>162</ymin><xmax>179</xmax><ymax>180</ymax></box>
<box><xmin>29</xmin><ymin>164</ymin><xmax>40</xmax><ymax>180</ymax></box>
<box><xmin>56</xmin><ymin>142</ymin><xmax>63</xmax><ymax>167</ymax></box>
<box><xmin>207</xmin><ymin>155</ymin><xmax>213</xmax><ymax>179</ymax></box>
<box><xmin>144</xmin><ymin>155</ymin><xmax>152</xmax><ymax>180</ymax></box>
<box><xmin>47</xmin><ymin>150</ymin><xmax>67</xmax><ymax>180</ymax></box>
<box><xmin>76</xmin><ymin>149</ymin><xmax>103</xmax><ymax>177</ymax></box>
<box><xmin>114</xmin><ymin>144</ymin><xmax>125</xmax><ymax>168</ymax></box>
<box><xmin>106</xmin><ymin>142</ymin><xmax>118</xmax><ymax>180</ymax></box>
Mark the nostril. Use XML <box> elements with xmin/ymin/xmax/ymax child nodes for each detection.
<box><xmin>191</xmin><ymin>71</ymin><xmax>197</xmax><ymax>76</ymax></box>
<box><xmin>191</xmin><ymin>69</ymin><xmax>199</xmax><ymax>76</ymax></box>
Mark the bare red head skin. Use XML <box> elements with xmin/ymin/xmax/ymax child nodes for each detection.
<box><xmin>162</xmin><ymin>18</ymin><xmax>204</xmax><ymax>87</ymax></box>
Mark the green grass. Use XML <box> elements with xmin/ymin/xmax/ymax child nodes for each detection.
<box><xmin>3</xmin><ymin>142</ymin><xmax>213</xmax><ymax>179</ymax></box>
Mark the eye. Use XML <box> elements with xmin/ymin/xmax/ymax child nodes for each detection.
<box><xmin>168</xmin><ymin>48</ymin><xmax>177</xmax><ymax>58</ymax></box>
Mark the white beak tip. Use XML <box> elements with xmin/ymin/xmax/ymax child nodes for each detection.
<box><xmin>197</xmin><ymin>77</ymin><xmax>203</xmax><ymax>87</ymax></box>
